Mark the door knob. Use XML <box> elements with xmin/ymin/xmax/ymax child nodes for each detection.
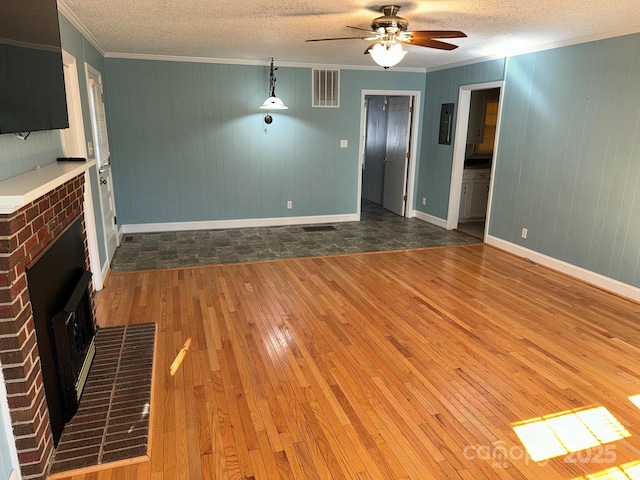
<box><xmin>100</xmin><ymin>178</ymin><xmax>107</xmax><ymax>185</ymax></box>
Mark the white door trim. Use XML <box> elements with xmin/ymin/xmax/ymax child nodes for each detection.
<box><xmin>358</xmin><ymin>89</ymin><xmax>421</xmax><ymax>219</ymax></box>
<box><xmin>446</xmin><ymin>81</ymin><xmax>505</xmax><ymax>241</ymax></box>
<box><xmin>61</xmin><ymin>50</ymin><xmax>104</xmax><ymax>291</ymax></box>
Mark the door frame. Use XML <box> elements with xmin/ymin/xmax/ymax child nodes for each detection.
<box><xmin>357</xmin><ymin>89</ymin><xmax>421</xmax><ymax>219</ymax></box>
<box><xmin>446</xmin><ymin>81</ymin><xmax>505</xmax><ymax>241</ymax></box>
<box><xmin>61</xmin><ymin>50</ymin><xmax>104</xmax><ymax>291</ymax></box>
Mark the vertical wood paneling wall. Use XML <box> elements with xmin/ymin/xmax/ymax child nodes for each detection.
<box><xmin>491</xmin><ymin>33</ymin><xmax>640</xmax><ymax>287</ymax></box>
<box><xmin>0</xmin><ymin>131</ymin><xmax>62</xmax><ymax>181</ymax></box>
<box><xmin>416</xmin><ymin>59</ymin><xmax>505</xmax><ymax>218</ymax></box>
<box><xmin>103</xmin><ymin>60</ymin><xmax>426</xmax><ymax>226</ymax></box>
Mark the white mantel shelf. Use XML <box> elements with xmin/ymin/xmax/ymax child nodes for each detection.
<box><xmin>0</xmin><ymin>160</ymin><xmax>96</xmax><ymax>214</ymax></box>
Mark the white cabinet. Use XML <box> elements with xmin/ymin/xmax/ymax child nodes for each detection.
<box><xmin>459</xmin><ymin>171</ymin><xmax>472</xmax><ymax>219</ymax></box>
<box><xmin>459</xmin><ymin>169</ymin><xmax>490</xmax><ymax>220</ymax></box>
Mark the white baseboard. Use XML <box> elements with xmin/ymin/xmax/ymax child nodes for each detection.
<box><xmin>98</xmin><ymin>260</ymin><xmax>110</xmax><ymax>291</ymax></box>
<box><xmin>120</xmin><ymin>213</ymin><xmax>359</xmax><ymax>234</ymax></box>
<box><xmin>413</xmin><ymin>210</ymin><xmax>449</xmax><ymax>229</ymax></box>
<box><xmin>486</xmin><ymin>235</ymin><xmax>640</xmax><ymax>303</ymax></box>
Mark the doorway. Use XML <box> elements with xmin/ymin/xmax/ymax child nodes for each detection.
<box><xmin>358</xmin><ymin>90</ymin><xmax>420</xmax><ymax>219</ymax></box>
<box><xmin>447</xmin><ymin>81</ymin><xmax>505</xmax><ymax>241</ymax></box>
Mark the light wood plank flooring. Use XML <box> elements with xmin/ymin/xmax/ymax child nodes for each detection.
<box><xmin>58</xmin><ymin>245</ymin><xmax>640</xmax><ymax>480</ymax></box>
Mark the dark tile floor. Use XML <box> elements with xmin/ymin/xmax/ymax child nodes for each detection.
<box><xmin>110</xmin><ymin>201</ymin><xmax>482</xmax><ymax>272</ymax></box>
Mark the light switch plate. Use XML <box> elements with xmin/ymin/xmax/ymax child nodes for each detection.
<box><xmin>340</xmin><ymin>140</ymin><xmax>348</xmax><ymax>148</ymax></box>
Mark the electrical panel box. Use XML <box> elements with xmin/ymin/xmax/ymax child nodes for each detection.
<box><xmin>438</xmin><ymin>103</ymin><xmax>454</xmax><ymax>145</ymax></box>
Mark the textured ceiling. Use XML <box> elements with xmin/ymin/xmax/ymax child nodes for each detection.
<box><xmin>59</xmin><ymin>0</ymin><xmax>640</xmax><ymax>70</ymax></box>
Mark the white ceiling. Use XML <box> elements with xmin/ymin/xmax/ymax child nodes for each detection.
<box><xmin>59</xmin><ymin>0</ymin><xmax>640</xmax><ymax>71</ymax></box>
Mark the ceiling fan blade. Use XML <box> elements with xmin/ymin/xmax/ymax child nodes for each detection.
<box><xmin>363</xmin><ymin>43</ymin><xmax>378</xmax><ymax>55</ymax></box>
<box><xmin>405</xmin><ymin>37</ymin><xmax>460</xmax><ymax>50</ymax></box>
<box><xmin>306</xmin><ymin>36</ymin><xmax>368</xmax><ymax>42</ymax></box>
<box><xmin>347</xmin><ymin>25</ymin><xmax>373</xmax><ymax>33</ymax></box>
<box><xmin>408</xmin><ymin>30</ymin><xmax>467</xmax><ymax>39</ymax></box>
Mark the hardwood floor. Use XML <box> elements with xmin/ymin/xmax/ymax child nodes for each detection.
<box><xmin>57</xmin><ymin>245</ymin><xmax>640</xmax><ymax>480</ymax></box>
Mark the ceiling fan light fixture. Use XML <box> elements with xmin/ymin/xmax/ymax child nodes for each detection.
<box><xmin>368</xmin><ymin>42</ymin><xmax>407</xmax><ymax>68</ymax></box>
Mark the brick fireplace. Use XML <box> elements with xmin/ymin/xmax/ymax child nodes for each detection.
<box><xmin>0</xmin><ymin>169</ymin><xmax>96</xmax><ymax>479</ymax></box>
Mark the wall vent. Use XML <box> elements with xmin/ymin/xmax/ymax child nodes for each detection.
<box><xmin>312</xmin><ymin>69</ymin><xmax>340</xmax><ymax>107</ymax></box>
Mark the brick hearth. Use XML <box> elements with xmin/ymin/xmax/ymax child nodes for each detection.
<box><xmin>0</xmin><ymin>174</ymin><xmax>96</xmax><ymax>479</ymax></box>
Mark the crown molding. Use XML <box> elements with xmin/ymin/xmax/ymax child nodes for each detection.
<box><xmin>57</xmin><ymin>0</ymin><xmax>106</xmax><ymax>56</ymax></box>
<box><xmin>103</xmin><ymin>52</ymin><xmax>428</xmax><ymax>73</ymax></box>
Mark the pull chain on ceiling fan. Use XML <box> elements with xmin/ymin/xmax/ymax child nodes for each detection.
<box><xmin>306</xmin><ymin>5</ymin><xmax>467</xmax><ymax>68</ymax></box>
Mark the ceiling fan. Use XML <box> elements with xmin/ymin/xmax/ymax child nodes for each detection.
<box><xmin>306</xmin><ymin>5</ymin><xmax>466</xmax><ymax>67</ymax></box>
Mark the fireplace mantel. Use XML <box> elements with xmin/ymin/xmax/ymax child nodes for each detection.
<box><xmin>0</xmin><ymin>160</ymin><xmax>96</xmax><ymax>214</ymax></box>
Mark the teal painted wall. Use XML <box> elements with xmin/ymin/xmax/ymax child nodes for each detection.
<box><xmin>103</xmin><ymin>59</ymin><xmax>426</xmax><ymax>225</ymax></box>
<box><xmin>58</xmin><ymin>13</ymin><xmax>109</xmax><ymax>267</ymax></box>
<box><xmin>0</xmin><ymin>131</ymin><xmax>62</xmax><ymax>181</ymax></box>
<box><xmin>416</xmin><ymin>59</ymin><xmax>505</xmax><ymax>218</ymax></box>
<box><xmin>490</xmin><ymin>33</ymin><xmax>640</xmax><ymax>287</ymax></box>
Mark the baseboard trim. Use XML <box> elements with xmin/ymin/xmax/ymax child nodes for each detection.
<box><xmin>413</xmin><ymin>211</ymin><xmax>448</xmax><ymax>229</ymax></box>
<box><xmin>99</xmin><ymin>261</ymin><xmax>111</xmax><ymax>291</ymax></box>
<box><xmin>120</xmin><ymin>213</ymin><xmax>359</xmax><ymax>234</ymax></box>
<box><xmin>486</xmin><ymin>235</ymin><xmax>640</xmax><ymax>303</ymax></box>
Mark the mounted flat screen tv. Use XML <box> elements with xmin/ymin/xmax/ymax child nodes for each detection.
<box><xmin>0</xmin><ymin>0</ymin><xmax>69</xmax><ymax>134</ymax></box>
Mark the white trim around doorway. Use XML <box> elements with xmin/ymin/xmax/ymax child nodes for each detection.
<box><xmin>357</xmin><ymin>89</ymin><xmax>422</xmax><ymax>219</ymax></box>
<box><xmin>446</xmin><ymin>81</ymin><xmax>505</xmax><ymax>241</ymax></box>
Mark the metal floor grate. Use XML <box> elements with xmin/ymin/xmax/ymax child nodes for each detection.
<box><xmin>302</xmin><ymin>226</ymin><xmax>337</xmax><ymax>232</ymax></box>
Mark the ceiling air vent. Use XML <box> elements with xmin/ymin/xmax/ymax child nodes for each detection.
<box><xmin>312</xmin><ymin>69</ymin><xmax>340</xmax><ymax>107</ymax></box>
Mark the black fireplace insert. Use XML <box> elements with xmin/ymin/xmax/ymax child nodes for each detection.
<box><xmin>25</xmin><ymin>217</ymin><xmax>96</xmax><ymax>445</ymax></box>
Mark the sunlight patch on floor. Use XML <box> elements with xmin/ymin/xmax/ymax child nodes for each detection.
<box><xmin>170</xmin><ymin>337</ymin><xmax>192</xmax><ymax>376</ymax></box>
<box><xmin>513</xmin><ymin>406</ymin><xmax>630</xmax><ymax>462</ymax></box>
<box><xmin>573</xmin><ymin>460</ymin><xmax>640</xmax><ymax>479</ymax></box>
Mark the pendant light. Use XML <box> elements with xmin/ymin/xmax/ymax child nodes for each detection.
<box><xmin>260</xmin><ymin>58</ymin><xmax>287</xmax><ymax>124</ymax></box>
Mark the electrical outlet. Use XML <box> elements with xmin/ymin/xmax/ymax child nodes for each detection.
<box><xmin>287</xmin><ymin>200</ymin><xmax>293</xmax><ymax>209</ymax></box>
<box><xmin>340</xmin><ymin>139</ymin><xmax>348</xmax><ymax>148</ymax></box>
<box><xmin>521</xmin><ymin>228</ymin><xmax>528</xmax><ymax>239</ymax></box>
<box><xmin>422</xmin><ymin>197</ymin><xmax>426</xmax><ymax>206</ymax></box>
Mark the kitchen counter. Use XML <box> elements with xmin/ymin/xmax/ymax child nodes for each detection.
<box><xmin>464</xmin><ymin>156</ymin><xmax>492</xmax><ymax>169</ymax></box>
<box><xmin>464</xmin><ymin>163</ymin><xmax>492</xmax><ymax>169</ymax></box>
